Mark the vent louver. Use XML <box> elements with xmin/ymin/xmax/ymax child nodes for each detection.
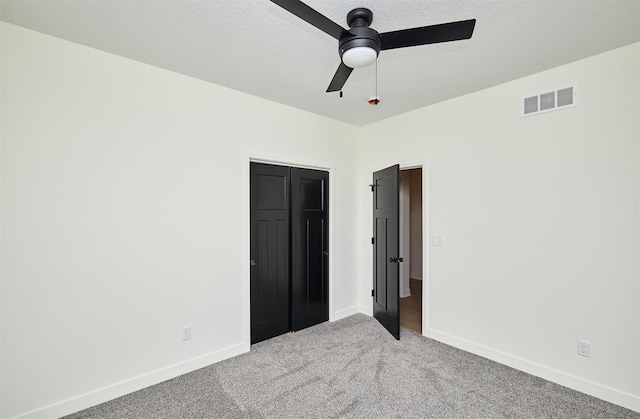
<box><xmin>557</xmin><ymin>87</ymin><xmax>574</xmax><ymax>107</ymax></box>
<box><xmin>540</xmin><ymin>92</ymin><xmax>555</xmax><ymax>111</ymax></box>
<box><xmin>524</xmin><ymin>96</ymin><xmax>538</xmax><ymax>114</ymax></box>
<box><xmin>521</xmin><ymin>84</ymin><xmax>576</xmax><ymax>117</ymax></box>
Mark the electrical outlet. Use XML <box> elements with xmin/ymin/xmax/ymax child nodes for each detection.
<box><xmin>577</xmin><ymin>340</ymin><xmax>590</xmax><ymax>357</ymax></box>
<box><xmin>432</xmin><ymin>235</ymin><xmax>444</xmax><ymax>247</ymax></box>
<box><xmin>182</xmin><ymin>326</ymin><xmax>192</xmax><ymax>341</ymax></box>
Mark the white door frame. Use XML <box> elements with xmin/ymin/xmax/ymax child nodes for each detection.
<box><xmin>398</xmin><ymin>161</ymin><xmax>428</xmax><ymax>335</ymax></box>
<box><xmin>399</xmin><ymin>174</ymin><xmax>411</xmax><ymax>298</ymax></box>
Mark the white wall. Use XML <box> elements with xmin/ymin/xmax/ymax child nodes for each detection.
<box><xmin>0</xmin><ymin>22</ymin><xmax>360</xmax><ymax>418</ymax></box>
<box><xmin>358</xmin><ymin>43</ymin><xmax>640</xmax><ymax>410</ymax></box>
<box><xmin>2</xmin><ymin>20</ymin><xmax>639</xmax><ymax>418</ymax></box>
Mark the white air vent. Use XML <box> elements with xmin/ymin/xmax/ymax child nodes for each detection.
<box><xmin>521</xmin><ymin>84</ymin><xmax>577</xmax><ymax>117</ymax></box>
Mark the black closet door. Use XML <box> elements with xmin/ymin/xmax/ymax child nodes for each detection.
<box><xmin>250</xmin><ymin>163</ymin><xmax>290</xmax><ymax>344</ymax></box>
<box><xmin>291</xmin><ymin>168</ymin><xmax>329</xmax><ymax>331</ymax></box>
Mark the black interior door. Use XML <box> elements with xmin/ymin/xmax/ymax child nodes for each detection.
<box><xmin>250</xmin><ymin>163</ymin><xmax>290</xmax><ymax>344</ymax></box>
<box><xmin>372</xmin><ymin>164</ymin><xmax>401</xmax><ymax>339</ymax></box>
<box><xmin>291</xmin><ymin>168</ymin><xmax>329</xmax><ymax>331</ymax></box>
<box><xmin>250</xmin><ymin>163</ymin><xmax>329</xmax><ymax>343</ymax></box>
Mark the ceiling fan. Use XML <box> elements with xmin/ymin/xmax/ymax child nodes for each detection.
<box><xmin>271</xmin><ymin>0</ymin><xmax>476</xmax><ymax>93</ymax></box>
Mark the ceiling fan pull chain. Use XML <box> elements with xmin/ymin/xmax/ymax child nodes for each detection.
<box><xmin>368</xmin><ymin>59</ymin><xmax>381</xmax><ymax>105</ymax></box>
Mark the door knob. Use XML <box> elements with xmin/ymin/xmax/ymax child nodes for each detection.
<box><xmin>323</xmin><ymin>251</ymin><xmax>329</xmax><ymax>256</ymax></box>
<box><xmin>250</xmin><ymin>260</ymin><xmax>256</xmax><ymax>266</ymax></box>
<box><xmin>398</xmin><ymin>257</ymin><xmax>403</xmax><ymax>263</ymax></box>
<box><xmin>389</xmin><ymin>257</ymin><xmax>397</xmax><ymax>263</ymax></box>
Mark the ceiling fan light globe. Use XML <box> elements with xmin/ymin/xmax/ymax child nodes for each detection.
<box><xmin>342</xmin><ymin>46</ymin><xmax>377</xmax><ymax>68</ymax></box>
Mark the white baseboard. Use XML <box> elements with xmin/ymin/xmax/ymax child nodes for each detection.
<box><xmin>359</xmin><ymin>305</ymin><xmax>372</xmax><ymax>316</ymax></box>
<box><xmin>332</xmin><ymin>305</ymin><xmax>360</xmax><ymax>321</ymax></box>
<box><xmin>15</xmin><ymin>342</ymin><xmax>248</xmax><ymax>419</ymax></box>
<box><xmin>425</xmin><ymin>327</ymin><xmax>640</xmax><ymax>413</ymax></box>
<box><xmin>28</xmin><ymin>318</ymin><xmax>633</xmax><ymax>418</ymax></box>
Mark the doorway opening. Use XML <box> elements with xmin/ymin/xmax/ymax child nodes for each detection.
<box><xmin>399</xmin><ymin>168</ymin><xmax>423</xmax><ymax>334</ymax></box>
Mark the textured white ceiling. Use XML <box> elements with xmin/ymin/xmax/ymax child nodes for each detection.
<box><xmin>2</xmin><ymin>0</ymin><xmax>639</xmax><ymax>126</ymax></box>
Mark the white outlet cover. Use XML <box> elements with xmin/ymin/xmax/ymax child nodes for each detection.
<box><xmin>182</xmin><ymin>326</ymin><xmax>192</xmax><ymax>341</ymax></box>
<box><xmin>577</xmin><ymin>340</ymin><xmax>591</xmax><ymax>357</ymax></box>
<box><xmin>432</xmin><ymin>235</ymin><xmax>444</xmax><ymax>247</ymax></box>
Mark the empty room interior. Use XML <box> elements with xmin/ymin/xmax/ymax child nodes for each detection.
<box><xmin>1</xmin><ymin>1</ymin><xmax>639</xmax><ymax>417</ymax></box>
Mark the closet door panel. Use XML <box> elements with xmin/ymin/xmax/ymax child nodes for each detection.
<box><xmin>291</xmin><ymin>168</ymin><xmax>329</xmax><ymax>331</ymax></box>
<box><xmin>250</xmin><ymin>163</ymin><xmax>290</xmax><ymax>344</ymax></box>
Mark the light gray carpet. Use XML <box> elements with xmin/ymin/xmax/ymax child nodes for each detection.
<box><xmin>67</xmin><ymin>314</ymin><xmax>638</xmax><ymax>418</ymax></box>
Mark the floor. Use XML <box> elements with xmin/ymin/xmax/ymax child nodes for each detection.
<box><xmin>400</xmin><ymin>278</ymin><xmax>422</xmax><ymax>334</ymax></box>
<box><xmin>66</xmin><ymin>313</ymin><xmax>638</xmax><ymax>418</ymax></box>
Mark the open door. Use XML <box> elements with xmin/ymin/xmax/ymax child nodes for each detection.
<box><xmin>372</xmin><ymin>164</ymin><xmax>401</xmax><ymax>339</ymax></box>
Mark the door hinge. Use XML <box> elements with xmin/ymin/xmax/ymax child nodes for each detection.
<box><xmin>371</xmin><ymin>289</ymin><xmax>375</xmax><ymax>297</ymax></box>
<box><xmin>371</xmin><ymin>237</ymin><xmax>375</xmax><ymax>245</ymax></box>
<box><xmin>369</xmin><ymin>184</ymin><xmax>377</xmax><ymax>192</ymax></box>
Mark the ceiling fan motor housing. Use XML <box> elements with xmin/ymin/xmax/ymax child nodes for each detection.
<box><xmin>339</xmin><ymin>8</ymin><xmax>381</xmax><ymax>64</ymax></box>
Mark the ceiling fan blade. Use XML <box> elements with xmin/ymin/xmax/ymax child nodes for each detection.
<box><xmin>379</xmin><ymin>19</ymin><xmax>476</xmax><ymax>50</ymax></box>
<box><xmin>326</xmin><ymin>63</ymin><xmax>354</xmax><ymax>92</ymax></box>
<box><xmin>270</xmin><ymin>0</ymin><xmax>351</xmax><ymax>40</ymax></box>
